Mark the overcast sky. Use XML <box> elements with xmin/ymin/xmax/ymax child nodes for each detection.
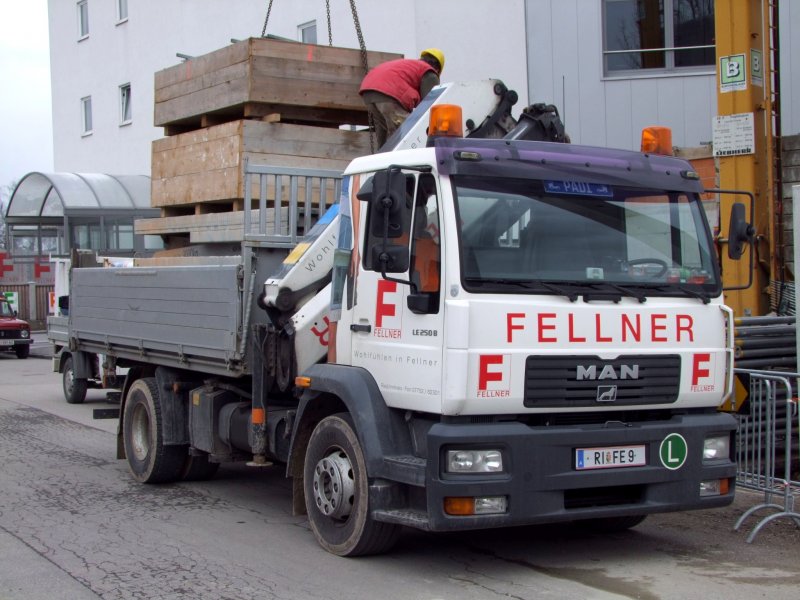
<box><xmin>0</xmin><ymin>1</ymin><xmax>53</xmax><ymax>204</ymax></box>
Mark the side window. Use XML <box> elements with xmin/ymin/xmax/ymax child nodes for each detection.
<box><xmin>410</xmin><ymin>173</ymin><xmax>441</xmax><ymax>304</ymax></box>
<box><xmin>77</xmin><ymin>0</ymin><xmax>89</xmax><ymax>39</ymax></box>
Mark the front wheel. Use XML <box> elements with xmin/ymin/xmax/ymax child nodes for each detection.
<box><xmin>303</xmin><ymin>413</ymin><xmax>400</xmax><ymax>556</ymax></box>
<box><xmin>122</xmin><ymin>378</ymin><xmax>185</xmax><ymax>483</ymax></box>
<box><xmin>62</xmin><ymin>356</ymin><xmax>87</xmax><ymax>404</ymax></box>
<box><xmin>15</xmin><ymin>344</ymin><xmax>30</xmax><ymax>359</ymax></box>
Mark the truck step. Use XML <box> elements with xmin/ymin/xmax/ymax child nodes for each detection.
<box><xmin>383</xmin><ymin>455</ymin><xmax>427</xmax><ymax>487</ymax></box>
<box><xmin>373</xmin><ymin>509</ymin><xmax>430</xmax><ymax>530</ymax></box>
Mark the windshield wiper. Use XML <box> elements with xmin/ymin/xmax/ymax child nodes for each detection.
<box><xmin>600</xmin><ymin>283</ymin><xmax>647</xmax><ymax>303</ymax></box>
<box><xmin>677</xmin><ymin>285</ymin><xmax>711</xmax><ymax>304</ymax></box>
<box><xmin>463</xmin><ymin>278</ymin><xmax>579</xmax><ymax>302</ymax></box>
<box><xmin>648</xmin><ymin>284</ymin><xmax>711</xmax><ymax>304</ymax></box>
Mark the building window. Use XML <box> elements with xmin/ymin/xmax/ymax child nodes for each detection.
<box><xmin>603</xmin><ymin>0</ymin><xmax>715</xmax><ymax>75</ymax></box>
<box><xmin>117</xmin><ymin>0</ymin><xmax>128</xmax><ymax>23</ymax></box>
<box><xmin>81</xmin><ymin>96</ymin><xmax>93</xmax><ymax>135</ymax></box>
<box><xmin>119</xmin><ymin>84</ymin><xmax>132</xmax><ymax>125</ymax></box>
<box><xmin>298</xmin><ymin>20</ymin><xmax>317</xmax><ymax>44</ymax></box>
<box><xmin>77</xmin><ymin>0</ymin><xmax>89</xmax><ymax>39</ymax></box>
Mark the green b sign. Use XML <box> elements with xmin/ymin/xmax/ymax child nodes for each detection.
<box><xmin>659</xmin><ymin>433</ymin><xmax>688</xmax><ymax>470</ymax></box>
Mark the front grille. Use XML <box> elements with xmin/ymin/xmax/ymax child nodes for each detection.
<box><xmin>0</xmin><ymin>330</ymin><xmax>22</xmax><ymax>340</ymax></box>
<box><xmin>524</xmin><ymin>355</ymin><xmax>680</xmax><ymax>407</ymax></box>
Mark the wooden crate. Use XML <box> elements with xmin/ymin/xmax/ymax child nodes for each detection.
<box><xmin>150</xmin><ymin>119</ymin><xmax>369</xmax><ymax>207</ymax></box>
<box><xmin>154</xmin><ymin>37</ymin><xmax>401</xmax><ymax>131</ymax></box>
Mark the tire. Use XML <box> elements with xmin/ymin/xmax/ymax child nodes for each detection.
<box><xmin>303</xmin><ymin>413</ymin><xmax>400</xmax><ymax>556</ymax></box>
<box><xmin>582</xmin><ymin>514</ymin><xmax>647</xmax><ymax>533</ymax></box>
<box><xmin>180</xmin><ymin>453</ymin><xmax>220</xmax><ymax>481</ymax></box>
<box><xmin>122</xmin><ymin>377</ymin><xmax>185</xmax><ymax>484</ymax></box>
<box><xmin>15</xmin><ymin>344</ymin><xmax>30</xmax><ymax>359</ymax></box>
<box><xmin>62</xmin><ymin>356</ymin><xmax>87</xmax><ymax>404</ymax></box>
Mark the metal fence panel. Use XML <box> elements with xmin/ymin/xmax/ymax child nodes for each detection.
<box><xmin>242</xmin><ymin>160</ymin><xmax>342</xmax><ymax>246</ymax></box>
<box><xmin>733</xmin><ymin>369</ymin><xmax>800</xmax><ymax>542</ymax></box>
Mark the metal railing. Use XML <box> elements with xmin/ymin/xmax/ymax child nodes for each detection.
<box><xmin>733</xmin><ymin>368</ymin><xmax>800</xmax><ymax>542</ymax></box>
<box><xmin>242</xmin><ymin>159</ymin><xmax>343</xmax><ymax>247</ymax></box>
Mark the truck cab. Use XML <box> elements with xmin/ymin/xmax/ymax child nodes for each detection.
<box><xmin>0</xmin><ymin>297</ymin><xmax>32</xmax><ymax>359</ymax></box>
<box><xmin>292</xmin><ymin>135</ymin><xmax>736</xmax><ymax>554</ymax></box>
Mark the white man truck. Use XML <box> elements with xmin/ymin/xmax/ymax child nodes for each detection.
<box><xmin>62</xmin><ymin>81</ymin><xmax>744</xmax><ymax>556</ymax></box>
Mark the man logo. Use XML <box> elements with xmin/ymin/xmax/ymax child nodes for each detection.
<box><xmin>577</xmin><ymin>364</ymin><xmax>640</xmax><ymax>380</ymax></box>
<box><xmin>596</xmin><ymin>385</ymin><xmax>618</xmax><ymax>402</ymax></box>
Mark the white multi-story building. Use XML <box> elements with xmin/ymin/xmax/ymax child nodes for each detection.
<box><xmin>48</xmin><ymin>0</ymin><xmax>800</xmax><ymax>176</ymax></box>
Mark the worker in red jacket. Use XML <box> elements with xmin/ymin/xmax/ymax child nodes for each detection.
<box><xmin>359</xmin><ymin>48</ymin><xmax>444</xmax><ymax>148</ymax></box>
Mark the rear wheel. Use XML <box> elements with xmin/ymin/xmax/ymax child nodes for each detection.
<box><xmin>122</xmin><ymin>377</ymin><xmax>185</xmax><ymax>483</ymax></box>
<box><xmin>304</xmin><ymin>413</ymin><xmax>400</xmax><ymax>556</ymax></box>
<box><xmin>62</xmin><ymin>356</ymin><xmax>87</xmax><ymax>404</ymax></box>
<box><xmin>15</xmin><ymin>344</ymin><xmax>30</xmax><ymax>359</ymax></box>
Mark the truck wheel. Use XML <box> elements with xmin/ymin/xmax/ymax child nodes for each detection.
<box><xmin>15</xmin><ymin>345</ymin><xmax>30</xmax><ymax>359</ymax></box>
<box><xmin>583</xmin><ymin>514</ymin><xmax>647</xmax><ymax>533</ymax></box>
<box><xmin>63</xmin><ymin>356</ymin><xmax>87</xmax><ymax>404</ymax></box>
<box><xmin>303</xmin><ymin>413</ymin><xmax>400</xmax><ymax>556</ymax></box>
<box><xmin>180</xmin><ymin>453</ymin><xmax>220</xmax><ymax>481</ymax></box>
<box><xmin>123</xmin><ymin>377</ymin><xmax>185</xmax><ymax>484</ymax></box>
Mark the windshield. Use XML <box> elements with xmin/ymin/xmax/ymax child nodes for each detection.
<box><xmin>0</xmin><ymin>301</ymin><xmax>14</xmax><ymax>317</ymax></box>
<box><xmin>454</xmin><ymin>176</ymin><xmax>720</xmax><ymax>299</ymax></box>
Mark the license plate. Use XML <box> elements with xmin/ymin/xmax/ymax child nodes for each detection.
<box><xmin>0</xmin><ymin>339</ymin><xmax>15</xmax><ymax>346</ymax></box>
<box><xmin>575</xmin><ymin>445</ymin><xmax>646</xmax><ymax>470</ymax></box>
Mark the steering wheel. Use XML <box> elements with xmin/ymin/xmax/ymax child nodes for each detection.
<box><xmin>627</xmin><ymin>258</ymin><xmax>668</xmax><ymax>278</ymax></box>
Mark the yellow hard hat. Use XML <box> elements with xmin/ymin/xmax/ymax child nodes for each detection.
<box><xmin>420</xmin><ymin>48</ymin><xmax>445</xmax><ymax>72</ymax></box>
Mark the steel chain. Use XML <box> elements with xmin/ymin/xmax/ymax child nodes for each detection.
<box><xmin>348</xmin><ymin>0</ymin><xmax>374</xmax><ymax>152</ymax></box>
<box><xmin>326</xmin><ymin>0</ymin><xmax>333</xmax><ymax>45</ymax></box>
<box><xmin>260</xmin><ymin>0</ymin><xmax>274</xmax><ymax>37</ymax></box>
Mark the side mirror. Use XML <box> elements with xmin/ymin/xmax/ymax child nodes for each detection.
<box><xmin>407</xmin><ymin>291</ymin><xmax>438</xmax><ymax>314</ymax></box>
<box><xmin>727</xmin><ymin>202</ymin><xmax>755</xmax><ymax>260</ymax></box>
<box><xmin>369</xmin><ymin>244</ymin><xmax>409</xmax><ymax>274</ymax></box>
<box><xmin>370</xmin><ymin>169</ymin><xmax>408</xmax><ymax>239</ymax></box>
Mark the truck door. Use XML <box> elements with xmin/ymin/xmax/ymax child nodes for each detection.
<box><xmin>350</xmin><ymin>172</ymin><xmax>445</xmax><ymax>412</ymax></box>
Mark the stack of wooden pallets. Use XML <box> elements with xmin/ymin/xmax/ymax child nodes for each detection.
<box><xmin>137</xmin><ymin>38</ymin><xmax>401</xmax><ymax>249</ymax></box>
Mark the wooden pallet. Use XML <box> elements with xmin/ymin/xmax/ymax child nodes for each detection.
<box><xmin>150</xmin><ymin>119</ymin><xmax>369</xmax><ymax>207</ymax></box>
<box><xmin>154</xmin><ymin>37</ymin><xmax>401</xmax><ymax>133</ymax></box>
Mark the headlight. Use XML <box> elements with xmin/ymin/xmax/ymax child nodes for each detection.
<box><xmin>21</xmin><ymin>329</ymin><xmax>30</xmax><ymax>339</ymax></box>
<box><xmin>703</xmin><ymin>435</ymin><xmax>730</xmax><ymax>461</ymax></box>
<box><xmin>446</xmin><ymin>449</ymin><xmax>503</xmax><ymax>473</ymax></box>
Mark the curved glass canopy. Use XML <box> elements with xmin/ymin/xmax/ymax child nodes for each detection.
<box><xmin>3</xmin><ymin>172</ymin><xmax>160</xmax><ymax>257</ymax></box>
<box><xmin>5</xmin><ymin>172</ymin><xmax>153</xmax><ymax>223</ymax></box>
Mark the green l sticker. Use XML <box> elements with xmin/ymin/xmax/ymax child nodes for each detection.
<box><xmin>659</xmin><ymin>433</ymin><xmax>688</xmax><ymax>470</ymax></box>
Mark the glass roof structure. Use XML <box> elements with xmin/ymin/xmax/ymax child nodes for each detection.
<box><xmin>5</xmin><ymin>172</ymin><xmax>156</xmax><ymax>224</ymax></box>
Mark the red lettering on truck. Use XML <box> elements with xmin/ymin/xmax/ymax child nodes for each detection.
<box><xmin>538</xmin><ymin>313</ymin><xmax>557</xmax><ymax>342</ymax></box>
<box><xmin>478</xmin><ymin>355</ymin><xmax>505</xmax><ymax>390</ymax></box>
<box><xmin>692</xmin><ymin>353</ymin><xmax>711</xmax><ymax>386</ymax></box>
<box><xmin>507</xmin><ymin>312</ymin><xmax>525</xmax><ymax>343</ymax></box>
<box><xmin>375</xmin><ymin>280</ymin><xmax>397</xmax><ymax>328</ymax></box>
<box><xmin>502</xmin><ymin>311</ymin><xmax>696</xmax><ymax>344</ymax></box>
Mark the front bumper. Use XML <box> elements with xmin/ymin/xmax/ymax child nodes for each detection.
<box><xmin>419</xmin><ymin>412</ymin><xmax>736</xmax><ymax>532</ymax></box>
<box><xmin>1</xmin><ymin>338</ymin><xmax>32</xmax><ymax>347</ymax></box>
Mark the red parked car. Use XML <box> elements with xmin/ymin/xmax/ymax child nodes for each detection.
<box><xmin>0</xmin><ymin>296</ymin><xmax>31</xmax><ymax>359</ymax></box>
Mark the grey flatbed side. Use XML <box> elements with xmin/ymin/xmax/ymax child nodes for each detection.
<box><xmin>46</xmin><ymin>316</ymin><xmax>69</xmax><ymax>346</ymax></box>
<box><xmin>69</xmin><ymin>263</ymin><xmax>246</xmax><ymax>377</ymax></box>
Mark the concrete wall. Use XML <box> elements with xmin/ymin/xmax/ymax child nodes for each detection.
<box><xmin>524</xmin><ymin>0</ymin><xmax>716</xmax><ymax>150</ymax></box>
<box><xmin>779</xmin><ymin>0</ymin><xmax>800</xmax><ymax>135</ymax></box>
<box><xmin>47</xmin><ymin>0</ymin><xmax>528</xmax><ymax>176</ymax></box>
<box><xmin>47</xmin><ymin>0</ymin><xmax>800</xmax><ymax>175</ymax></box>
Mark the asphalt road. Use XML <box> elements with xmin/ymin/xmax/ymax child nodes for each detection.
<box><xmin>0</xmin><ymin>338</ymin><xmax>798</xmax><ymax>599</ymax></box>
